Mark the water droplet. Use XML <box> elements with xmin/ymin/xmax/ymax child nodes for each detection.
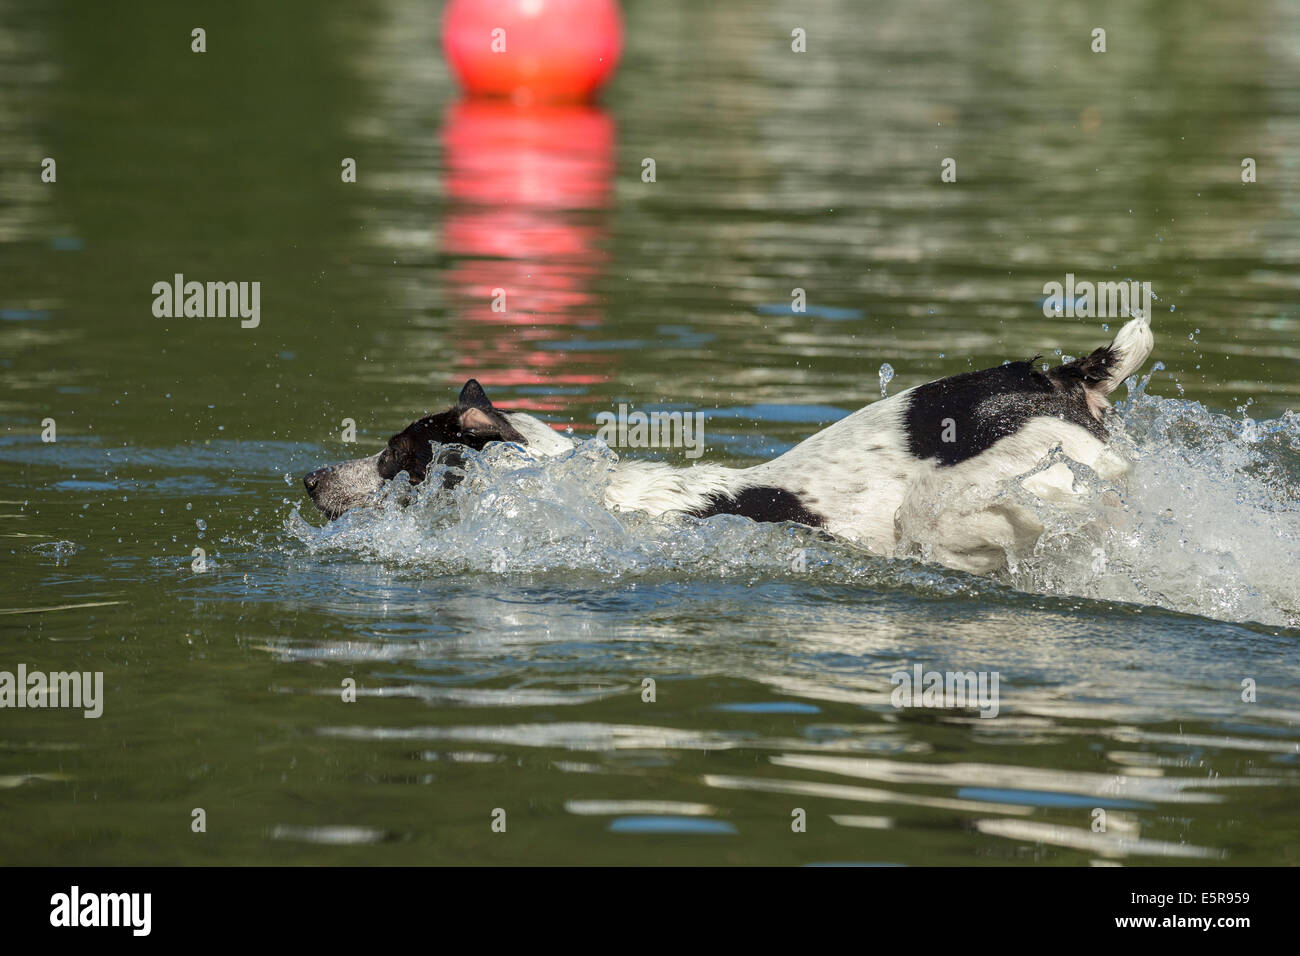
<box><xmin>878</xmin><ymin>363</ymin><xmax>895</xmax><ymax>398</ymax></box>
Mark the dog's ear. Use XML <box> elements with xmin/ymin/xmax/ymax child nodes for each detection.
<box><xmin>457</xmin><ymin>379</ymin><xmax>496</xmax><ymax>431</ymax></box>
<box><xmin>456</xmin><ymin>379</ymin><xmax>526</xmax><ymax>443</ymax></box>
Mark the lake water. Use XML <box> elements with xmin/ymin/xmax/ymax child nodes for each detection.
<box><xmin>2</xmin><ymin>0</ymin><xmax>1298</xmax><ymax>865</ymax></box>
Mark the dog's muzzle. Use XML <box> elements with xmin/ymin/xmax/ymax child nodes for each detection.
<box><xmin>302</xmin><ymin>452</ymin><xmax>385</xmax><ymax>518</ymax></box>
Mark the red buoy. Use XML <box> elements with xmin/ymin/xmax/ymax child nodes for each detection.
<box><xmin>442</xmin><ymin>0</ymin><xmax>623</xmax><ymax>103</ymax></box>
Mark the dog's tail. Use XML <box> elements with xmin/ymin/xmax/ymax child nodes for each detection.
<box><xmin>1046</xmin><ymin>312</ymin><xmax>1154</xmax><ymax>420</ymax></box>
<box><xmin>1051</xmin><ymin>312</ymin><xmax>1154</xmax><ymax>400</ymax></box>
<box><xmin>1095</xmin><ymin>312</ymin><xmax>1155</xmax><ymax>395</ymax></box>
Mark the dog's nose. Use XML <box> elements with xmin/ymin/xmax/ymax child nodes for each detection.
<box><xmin>303</xmin><ymin>469</ymin><xmax>324</xmax><ymax>493</ymax></box>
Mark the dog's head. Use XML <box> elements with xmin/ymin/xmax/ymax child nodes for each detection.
<box><xmin>303</xmin><ymin>379</ymin><xmax>531</xmax><ymax>519</ymax></box>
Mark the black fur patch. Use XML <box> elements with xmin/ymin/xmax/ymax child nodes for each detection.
<box><xmin>1047</xmin><ymin>345</ymin><xmax>1119</xmax><ymax>389</ymax></box>
<box><xmin>903</xmin><ymin>358</ymin><xmax>1106</xmax><ymax>467</ymax></box>
<box><xmin>377</xmin><ymin>380</ymin><xmax>528</xmax><ymax>486</ymax></box>
<box><xmin>377</xmin><ymin>409</ymin><xmax>464</xmax><ymax>484</ymax></box>
<box><xmin>692</xmin><ymin>486</ymin><xmax>825</xmax><ymax>527</ymax></box>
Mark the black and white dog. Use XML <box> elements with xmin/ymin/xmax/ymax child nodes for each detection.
<box><xmin>303</xmin><ymin>315</ymin><xmax>1153</xmax><ymax>573</ymax></box>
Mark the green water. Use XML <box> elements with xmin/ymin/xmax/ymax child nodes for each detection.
<box><xmin>2</xmin><ymin>0</ymin><xmax>1299</xmax><ymax>865</ymax></box>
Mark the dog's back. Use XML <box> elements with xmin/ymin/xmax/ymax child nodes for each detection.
<box><xmin>600</xmin><ymin>315</ymin><xmax>1152</xmax><ymax>570</ymax></box>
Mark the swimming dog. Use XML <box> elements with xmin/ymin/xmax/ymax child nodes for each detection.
<box><xmin>303</xmin><ymin>315</ymin><xmax>1153</xmax><ymax>574</ymax></box>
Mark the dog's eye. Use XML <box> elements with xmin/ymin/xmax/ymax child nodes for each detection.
<box><xmin>378</xmin><ymin>434</ymin><xmax>431</xmax><ymax>484</ymax></box>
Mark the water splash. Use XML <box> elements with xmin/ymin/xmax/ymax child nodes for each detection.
<box><xmin>1005</xmin><ymin>371</ymin><xmax>1300</xmax><ymax>626</ymax></box>
<box><xmin>878</xmin><ymin>363</ymin><xmax>895</xmax><ymax>398</ymax></box>
<box><xmin>285</xmin><ymin>380</ymin><xmax>1300</xmax><ymax>627</ymax></box>
<box><xmin>284</xmin><ymin>440</ymin><xmax>981</xmax><ymax>595</ymax></box>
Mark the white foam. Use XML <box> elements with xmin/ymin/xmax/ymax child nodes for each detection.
<box><xmin>1007</xmin><ymin>371</ymin><xmax>1300</xmax><ymax>626</ymax></box>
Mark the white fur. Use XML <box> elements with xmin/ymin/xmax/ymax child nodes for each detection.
<box><xmin>746</xmin><ymin>394</ymin><xmax>916</xmax><ymax>553</ymax></box>
<box><xmin>1103</xmin><ymin>313</ymin><xmax>1154</xmax><ymax>392</ymax></box>
<box><xmin>499</xmin><ymin>411</ymin><xmax>578</xmax><ymax>456</ymax></box>
<box><xmin>605</xmin><ymin>460</ymin><xmax>744</xmax><ymax>516</ymax></box>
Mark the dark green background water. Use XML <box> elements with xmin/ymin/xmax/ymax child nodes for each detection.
<box><xmin>2</xmin><ymin>0</ymin><xmax>1298</xmax><ymax>865</ymax></box>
